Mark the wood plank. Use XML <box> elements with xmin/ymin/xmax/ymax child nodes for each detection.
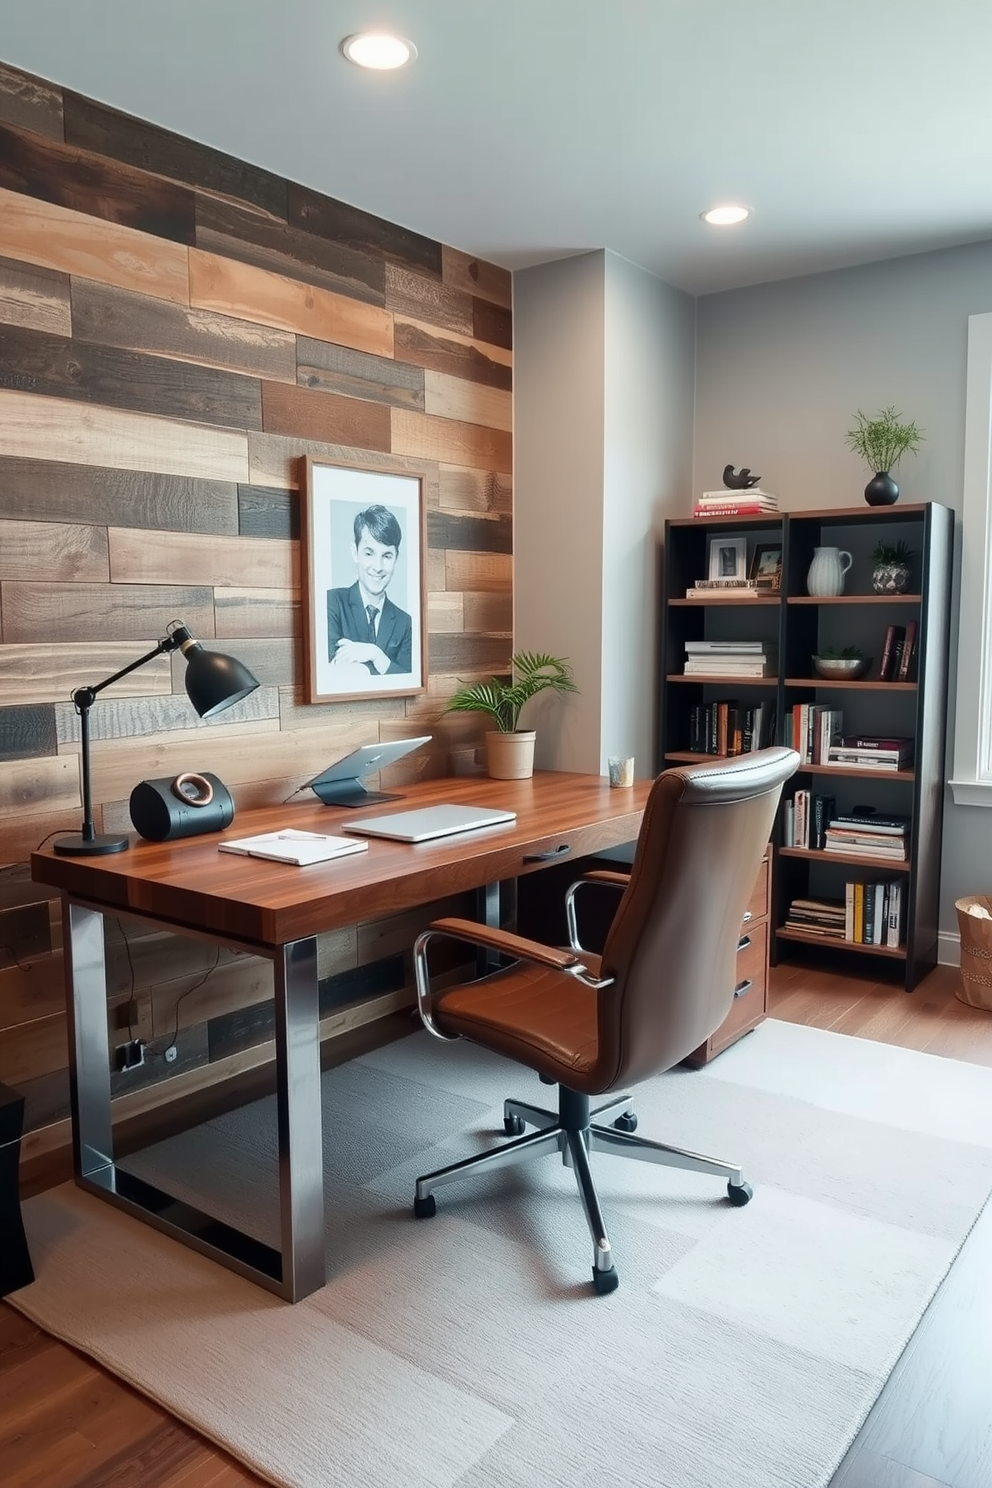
<box><xmin>441</xmin><ymin>246</ymin><xmax>512</xmax><ymax>309</ymax></box>
<box><xmin>0</xmin><ymin>322</ymin><xmax>263</xmax><ymax>431</ymax></box>
<box><xmin>297</xmin><ymin>335</ymin><xmax>424</xmax><ymax>412</ymax></box>
<box><xmin>195</xmin><ymin>194</ymin><xmax>384</xmax><ymax>306</ymax></box>
<box><xmin>107</xmin><ymin>529</ymin><xmax>297</xmax><ymax>589</ymax></box>
<box><xmin>259</xmin><ymin>380</ymin><xmax>391</xmax><ymax>451</ymax></box>
<box><xmin>463</xmin><ymin>591</ymin><xmax>513</xmax><ymax>633</ymax></box>
<box><xmin>0</xmin><ymin>186</ymin><xmax>189</xmax><ymax>304</ymax></box>
<box><xmin>54</xmin><ymin>686</ymin><xmax>279</xmax><ymax>745</ymax></box>
<box><xmin>189</xmin><ymin>248</ymin><xmax>393</xmax><ymax>357</ymax></box>
<box><xmin>0</xmin><ymin>1009</ymin><xmax>65</xmax><ymax>1083</ymax></box>
<box><xmin>0</xmin><ymin>254</ymin><xmax>70</xmax><ymax>335</ymax></box>
<box><xmin>0</xmin><ymin>900</ymin><xmax>51</xmax><ymax>964</ymax></box>
<box><xmin>0</xmin><ymin>456</ymin><xmax>239</xmax><ymax>533</ymax></box>
<box><xmin>424</xmin><ymin>368</ymin><xmax>512</xmax><ymax>432</ymax></box>
<box><xmin>0</xmin><ymin>121</ymin><xmax>196</xmax><ymax>243</ymax></box>
<box><xmin>391</xmin><ymin>408</ymin><xmax>512</xmax><ymax>473</ymax></box>
<box><xmin>0</xmin><ymin>643</ymin><xmax>172</xmax><ymax>706</ymax></box>
<box><xmin>236</xmin><ymin>484</ymin><xmax>296</xmax><ymax>540</ymax></box>
<box><xmin>384</xmin><ymin>263</ymin><xmax>474</xmax><ymax>336</ymax></box>
<box><xmin>0</xmin><ymin>755</ymin><xmax>78</xmax><ymax>815</ymax></box>
<box><xmin>0</xmin><ymin>703</ymin><xmax>57</xmax><ymax>760</ymax></box>
<box><xmin>427</xmin><ymin>592</ymin><xmax>464</xmax><ymax>633</ymax></box>
<box><xmin>286</xmin><ymin>185</ymin><xmax>443</xmax><ymax>277</ymax></box>
<box><xmin>473</xmin><ymin>296</ymin><xmax>513</xmax><ymax>351</ymax></box>
<box><xmin>0</xmin><ymin>956</ymin><xmax>68</xmax><ymax>1030</ymax></box>
<box><xmin>444</xmin><ymin>550</ymin><xmax>513</xmax><ymax>592</ymax></box>
<box><xmin>0</xmin><ymin>389</ymin><xmax>249</xmax><ymax>483</ymax></box>
<box><xmin>63</xmin><ymin>91</ymin><xmax>287</xmax><ymax>218</ymax></box>
<box><xmin>393</xmin><ymin>314</ymin><xmax>512</xmax><ymax>389</ymax></box>
<box><xmin>214</xmin><ymin>589</ymin><xmax>298</xmax><ymax>639</ymax></box>
<box><xmin>71</xmin><ymin>280</ymin><xmax>297</xmax><ymax>383</ymax></box>
<box><xmin>427</xmin><ymin>634</ymin><xmax>513</xmax><ymax>673</ymax></box>
<box><xmin>0</xmin><ymin>581</ymin><xmax>215</xmax><ymax>645</ymax></box>
<box><xmin>0</xmin><ymin>62</ymin><xmax>63</xmax><ymax>140</ymax></box>
<box><xmin>247</xmin><ymin>430</ymin><xmax>439</xmax><ymax>499</ymax></box>
<box><xmin>1</xmin><ymin>808</ymin><xmax>98</xmax><ymax>869</ymax></box>
<box><xmin>426</xmin><ymin>510</ymin><xmax>512</xmax><ymax>555</ymax></box>
<box><xmin>439</xmin><ymin>462</ymin><xmax>513</xmax><ymax>515</ymax></box>
<box><xmin>0</xmin><ymin>519</ymin><xmax>109</xmax><ymax>582</ymax></box>
<box><xmin>274</xmin><ymin>688</ymin><xmax>405</xmax><ymax>733</ymax></box>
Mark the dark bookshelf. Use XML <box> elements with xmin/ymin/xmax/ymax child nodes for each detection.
<box><xmin>658</xmin><ymin>503</ymin><xmax>953</xmax><ymax>991</ymax></box>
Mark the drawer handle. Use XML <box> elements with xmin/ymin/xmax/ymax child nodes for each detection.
<box><xmin>522</xmin><ymin>844</ymin><xmax>571</xmax><ymax>863</ymax></box>
<box><xmin>737</xmin><ymin>934</ymin><xmax>752</xmax><ymax>952</ymax></box>
<box><xmin>734</xmin><ymin>978</ymin><xmax>754</xmax><ymax>999</ymax></box>
<box><xmin>741</xmin><ymin>910</ymin><xmax>753</xmax><ymax>922</ymax></box>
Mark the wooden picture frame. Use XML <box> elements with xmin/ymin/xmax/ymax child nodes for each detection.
<box><xmin>300</xmin><ymin>457</ymin><xmax>427</xmax><ymax>703</ymax></box>
<box><xmin>708</xmin><ymin>536</ymin><xmax>747</xmax><ymax>582</ymax></box>
<box><xmin>749</xmin><ymin>541</ymin><xmax>783</xmax><ymax>589</ymax></box>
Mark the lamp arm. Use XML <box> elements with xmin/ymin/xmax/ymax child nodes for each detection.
<box><xmin>71</xmin><ymin>635</ymin><xmax>178</xmax><ymax>712</ymax></box>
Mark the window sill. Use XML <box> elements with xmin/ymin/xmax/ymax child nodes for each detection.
<box><xmin>949</xmin><ymin>778</ymin><xmax>992</xmax><ymax>808</ymax></box>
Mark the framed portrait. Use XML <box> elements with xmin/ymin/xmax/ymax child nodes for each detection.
<box><xmin>749</xmin><ymin>541</ymin><xmax>783</xmax><ymax>589</ymax></box>
<box><xmin>301</xmin><ymin>457</ymin><xmax>427</xmax><ymax>703</ymax></box>
<box><xmin>707</xmin><ymin>536</ymin><xmax>747</xmax><ymax>582</ymax></box>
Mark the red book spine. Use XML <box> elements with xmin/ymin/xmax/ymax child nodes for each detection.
<box><xmin>878</xmin><ymin>625</ymin><xmax>904</xmax><ymax>681</ymax></box>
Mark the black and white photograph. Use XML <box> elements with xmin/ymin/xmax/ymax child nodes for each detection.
<box><xmin>708</xmin><ymin>535</ymin><xmax>747</xmax><ymax>581</ymax></box>
<box><xmin>301</xmin><ymin>458</ymin><xmax>426</xmax><ymax>703</ymax></box>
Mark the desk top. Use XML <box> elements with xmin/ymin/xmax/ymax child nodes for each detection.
<box><xmin>31</xmin><ymin>771</ymin><xmax>649</xmax><ymax>949</ymax></box>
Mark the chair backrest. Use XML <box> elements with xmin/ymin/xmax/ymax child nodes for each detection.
<box><xmin>594</xmin><ymin>747</ymin><xmax>799</xmax><ymax>1089</ymax></box>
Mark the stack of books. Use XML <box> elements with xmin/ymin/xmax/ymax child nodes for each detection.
<box><xmin>692</xmin><ymin>489</ymin><xmax>779</xmax><ymax>518</ymax></box>
<box><xmin>688</xmin><ymin>699</ymin><xmax>774</xmax><ymax>755</ymax></box>
<box><xmin>824</xmin><ymin>735</ymin><xmax>913</xmax><ymax>771</ymax></box>
<box><xmin>685</xmin><ymin>578</ymin><xmax>765</xmax><ymax>599</ymax></box>
<box><xmin>788</xmin><ymin>703</ymin><xmax>844</xmax><ymax>764</ymax></box>
<box><xmin>844</xmin><ymin>878</ymin><xmax>903</xmax><ymax>946</ymax></box>
<box><xmin>879</xmin><ymin>621</ymin><xmax>918</xmax><ymax>681</ymax></box>
<box><xmin>823</xmin><ymin>813</ymin><xmax>909</xmax><ymax>861</ymax></box>
<box><xmin>782</xmin><ymin>790</ymin><xmax>836</xmax><ymax>850</ymax></box>
<box><xmin>683</xmin><ymin>640</ymin><xmax>776</xmax><ymax>677</ymax></box>
<box><xmin>784</xmin><ymin>896</ymin><xmax>847</xmax><ymax>940</ymax></box>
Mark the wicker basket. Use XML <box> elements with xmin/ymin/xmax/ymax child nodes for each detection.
<box><xmin>955</xmin><ymin>896</ymin><xmax>992</xmax><ymax>1009</ymax></box>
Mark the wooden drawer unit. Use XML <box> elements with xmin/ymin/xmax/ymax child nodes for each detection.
<box><xmin>684</xmin><ymin>847</ymin><xmax>770</xmax><ymax>1066</ymax></box>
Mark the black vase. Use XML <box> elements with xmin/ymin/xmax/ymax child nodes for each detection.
<box><xmin>864</xmin><ymin>471</ymin><xmax>899</xmax><ymax>506</ymax></box>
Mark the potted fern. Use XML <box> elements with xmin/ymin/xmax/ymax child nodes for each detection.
<box><xmin>845</xmin><ymin>407</ymin><xmax>924</xmax><ymax>506</ymax></box>
<box><xmin>444</xmin><ymin>651</ymin><xmax>578</xmax><ymax>779</ymax></box>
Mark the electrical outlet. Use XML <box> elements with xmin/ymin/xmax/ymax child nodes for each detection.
<box><xmin>114</xmin><ymin>1039</ymin><xmax>145</xmax><ymax>1072</ymax></box>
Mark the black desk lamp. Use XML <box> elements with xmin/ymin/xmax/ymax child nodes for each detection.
<box><xmin>53</xmin><ymin>621</ymin><xmax>259</xmax><ymax>857</ymax></box>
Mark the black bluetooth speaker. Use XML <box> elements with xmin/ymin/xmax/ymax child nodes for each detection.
<box><xmin>129</xmin><ymin>771</ymin><xmax>235</xmax><ymax>842</ymax></box>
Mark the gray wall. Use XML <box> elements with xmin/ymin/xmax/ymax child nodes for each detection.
<box><xmin>514</xmin><ymin>250</ymin><xmax>694</xmax><ymax>774</ymax></box>
<box><xmin>694</xmin><ymin>238</ymin><xmax>992</xmax><ymax>937</ymax></box>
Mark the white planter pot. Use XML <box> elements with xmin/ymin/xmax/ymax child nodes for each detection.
<box><xmin>485</xmin><ymin>730</ymin><xmax>536</xmax><ymax>780</ymax></box>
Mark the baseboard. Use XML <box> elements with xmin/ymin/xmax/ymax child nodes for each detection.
<box><xmin>939</xmin><ymin>929</ymin><xmax>961</xmax><ymax>966</ymax></box>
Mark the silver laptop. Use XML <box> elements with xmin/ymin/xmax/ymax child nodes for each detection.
<box><xmin>346</xmin><ymin>803</ymin><xmax>517</xmax><ymax>843</ymax></box>
<box><xmin>303</xmin><ymin>736</ymin><xmax>432</xmax><ymax>807</ymax></box>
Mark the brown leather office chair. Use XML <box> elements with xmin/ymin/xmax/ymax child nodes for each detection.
<box><xmin>412</xmin><ymin>747</ymin><xmax>799</xmax><ymax>1294</ymax></box>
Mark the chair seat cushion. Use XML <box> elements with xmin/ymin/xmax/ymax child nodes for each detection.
<box><xmin>433</xmin><ymin>960</ymin><xmax>602</xmax><ymax>1087</ymax></box>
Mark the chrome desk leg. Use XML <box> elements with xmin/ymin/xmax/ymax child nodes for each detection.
<box><xmin>273</xmin><ymin>935</ymin><xmax>325</xmax><ymax>1301</ymax></box>
<box><xmin>65</xmin><ymin>902</ymin><xmax>113</xmax><ymax>1182</ymax></box>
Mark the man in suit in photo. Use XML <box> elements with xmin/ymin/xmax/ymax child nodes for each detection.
<box><xmin>327</xmin><ymin>504</ymin><xmax>412</xmax><ymax>676</ymax></box>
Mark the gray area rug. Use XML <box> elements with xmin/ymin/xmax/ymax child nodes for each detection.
<box><xmin>12</xmin><ymin>1019</ymin><xmax>992</xmax><ymax>1488</ymax></box>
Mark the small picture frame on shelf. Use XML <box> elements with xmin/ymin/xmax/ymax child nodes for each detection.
<box><xmin>708</xmin><ymin>536</ymin><xmax>747</xmax><ymax>581</ymax></box>
<box><xmin>749</xmin><ymin>542</ymin><xmax>783</xmax><ymax>590</ymax></box>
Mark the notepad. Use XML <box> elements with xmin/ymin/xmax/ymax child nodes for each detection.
<box><xmin>219</xmin><ymin>830</ymin><xmax>369</xmax><ymax>866</ymax></box>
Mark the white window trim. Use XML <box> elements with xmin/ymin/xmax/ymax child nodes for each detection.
<box><xmin>950</xmin><ymin>310</ymin><xmax>992</xmax><ymax>806</ymax></box>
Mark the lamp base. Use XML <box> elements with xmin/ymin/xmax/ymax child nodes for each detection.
<box><xmin>53</xmin><ymin>832</ymin><xmax>129</xmax><ymax>856</ymax></box>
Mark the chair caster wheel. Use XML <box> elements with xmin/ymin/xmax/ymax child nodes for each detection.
<box><xmin>504</xmin><ymin>1114</ymin><xmax>526</xmax><ymax>1136</ymax></box>
<box><xmin>414</xmin><ymin>1194</ymin><xmax>436</xmax><ymax>1219</ymax></box>
<box><xmin>593</xmin><ymin>1265</ymin><xmax>619</xmax><ymax>1295</ymax></box>
<box><xmin>727</xmin><ymin>1181</ymin><xmax>752</xmax><ymax>1207</ymax></box>
<box><xmin>613</xmin><ymin>1111</ymin><xmax>638</xmax><ymax>1132</ymax></box>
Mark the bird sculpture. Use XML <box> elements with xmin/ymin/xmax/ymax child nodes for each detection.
<box><xmin>723</xmin><ymin>465</ymin><xmax>761</xmax><ymax>490</ymax></box>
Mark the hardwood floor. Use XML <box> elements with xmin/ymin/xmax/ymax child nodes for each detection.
<box><xmin>3</xmin><ymin>960</ymin><xmax>991</xmax><ymax>1488</ymax></box>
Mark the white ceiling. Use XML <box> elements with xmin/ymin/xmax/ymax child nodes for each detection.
<box><xmin>3</xmin><ymin>0</ymin><xmax>992</xmax><ymax>296</ymax></box>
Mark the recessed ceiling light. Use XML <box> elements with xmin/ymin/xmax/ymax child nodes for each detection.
<box><xmin>701</xmin><ymin>205</ymin><xmax>751</xmax><ymax>227</ymax></box>
<box><xmin>340</xmin><ymin>33</ymin><xmax>417</xmax><ymax>69</ymax></box>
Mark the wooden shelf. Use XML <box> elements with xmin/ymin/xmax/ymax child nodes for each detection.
<box><xmin>788</xmin><ymin>594</ymin><xmax>922</xmax><ymax>605</ymax></box>
<box><xmin>670</xmin><ymin>596</ymin><xmax>780</xmax><ymax>607</ymax></box>
<box><xmin>779</xmin><ymin>846</ymin><xmax>911</xmax><ymax>872</ymax></box>
<box><xmin>794</xmin><ymin>762</ymin><xmax>915</xmax><ymax>782</ymax></box>
<box><xmin>775</xmin><ymin>926</ymin><xmax>906</xmax><ymax>959</ymax></box>
<box><xmin>784</xmin><ymin>677</ymin><xmax>917</xmax><ymax>691</ymax></box>
<box><xmin>667</xmin><ymin>674</ymin><xmax>777</xmax><ymax>685</ymax></box>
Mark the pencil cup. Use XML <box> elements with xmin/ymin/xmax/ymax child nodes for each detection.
<box><xmin>608</xmin><ymin>756</ymin><xmax>635</xmax><ymax>788</ymax></box>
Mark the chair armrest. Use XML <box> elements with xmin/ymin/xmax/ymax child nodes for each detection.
<box><xmin>426</xmin><ymin>917</ymin><xmax>582</xmax><ymax>971</ymax></box>
<box><xmin>565</xmin><ymin>870</ymin><xmax>630</xmax><ymax>952</ymax></box>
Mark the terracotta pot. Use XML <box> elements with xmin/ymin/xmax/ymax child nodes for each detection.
<box><xmin>485</xmin><ymin>730</ymin><xmax>536</xmax><ymax>780</ymax></box>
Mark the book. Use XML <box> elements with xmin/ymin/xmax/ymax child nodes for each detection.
<box><xmin>839</xmin><ymin>736</ymin><xmax>913</xmax><ymax>751</ymax></box>
<box><xmin>684</xmin><ymin>660</ymin><xmax>773</xmax><ymax>676</ymax></box>
<box><xmin>689</xmin><ymin>577</ymin><xmax>762</xmax><ymax>590</ymax></box>
<box><xmin>685</xmin><ymin>586</ymin><xmax>763</xmax><ymax>599</ymax></box>
<box><xmin>698</xmin><ymin>489</ymin><xmax>778</xmax><ymax>502</ymax></box>
<box><xmin>219</xmin><ymin>829</ymin><xmax>370</xmax><ymax>866</ymax></box>
<box><xmin>878</xmin><ymin>625</ymin><xmax>905</xmax><ymax>682</ymax></box>
<box><xmin>829</xmin><ymin>814</ymin><xmax>909</xmax><ymax>833</ymax></box>
<box><xmin>886</xmin><ymin>879</ymin><xmax>903</xmax><ymax>948</ymax></box>
<box><xmin>896</xmin><ymin>620</ymin><xmax>918</xmax><ymax>681</ymax></box>
<box><xmin>691</xmin><ymin>505</ymin><xmax>777</xmax><ymax>519</ymax></box>
<box><xmin>684</xmin><ymin>639</ymin><xmax>768</xmax><ymax>652</ymax></box>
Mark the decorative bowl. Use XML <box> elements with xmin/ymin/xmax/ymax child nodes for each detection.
<box><xmin>813</xmin><ymin>655</ymin><xmax>871</xmax><ymax>680</ymax></box>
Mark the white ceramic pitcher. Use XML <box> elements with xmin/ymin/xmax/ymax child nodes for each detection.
<box><xmin>806</xmin><ymin>546</ymin><xmax>853</xmax><ymax>597</ymax></box>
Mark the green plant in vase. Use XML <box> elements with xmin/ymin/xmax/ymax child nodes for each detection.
<box><xmin>845</xmin><ymin>407</ymin><xmax>924</xmax><ymax>507</ymax></box>
<box><xmin>445</xmin><ymin>651</ymin><xmax>578</xmax><ymax>779</ymax></box>
<box><xmin>870</xmin><ymin>537</ymin><xmax>916</xmax><ymax>594</ymax></box>
<box><xmin>812</xmin><ymin>644</ymin><xmax>871</xmax><ymax>680</ymax></box>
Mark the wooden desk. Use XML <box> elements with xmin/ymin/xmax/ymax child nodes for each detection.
<box><xmin>31</xmin><ymin>771</ymin><xmax>648</xmax><ymax>1301</ymax></box>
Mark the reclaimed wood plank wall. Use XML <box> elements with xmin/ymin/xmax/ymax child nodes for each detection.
<box><xmin>0</xmin><ymin>60</ymin><xmax>513</xmax><ymax>1175</ymax></box>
